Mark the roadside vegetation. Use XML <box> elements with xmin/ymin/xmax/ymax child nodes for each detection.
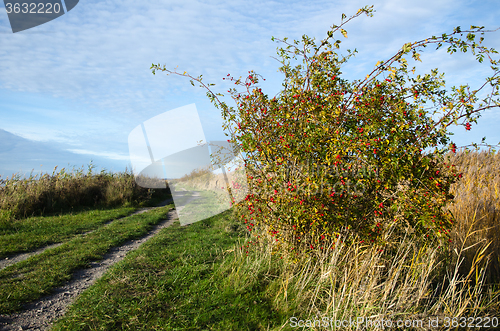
<box><xmin>444</xmin><ymin>149</ymin><xmax>500</xmax><ymax>284</ymax></box>
<box><xmin>52</xmin><ymin>149</ymin><xmax>499</xmax><ymax>331</ymax></box>
<box><xmin>0</xmin><ymin>162</ymin><xmax>173</xmax><ymax>313</ymax></box>
<box><xmin>0</xmin><ymin>152</ymin><xmax>498</xmax><ymax>330</ymax></box>
<box><xmin>0</xmin><ymin>162</ymin><xmax>170</xmax><ymax>222</ymax></box>
<box><xmin>151</xmin><ymin>4</ymin><xmax>500</xmax><ymax>328</ymax></box>
<box><xmin>52</xmin><ymin>209</ymin><xmax>287</xmax><ymax>330</ymax></box>
<box><xmin>1</xmin><ymin>5</ymin><xmax>499</xmax><ymax>330</ymax></box>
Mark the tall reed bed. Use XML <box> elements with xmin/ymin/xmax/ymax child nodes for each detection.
<box><xmin>0</xmin><ymin>163</ymin><xmax>169</xmax><ymax>221</ymax></box>
<box><xmin>442</xmin><ymin>148</ymin><xmax>500</xmax><ymax>284</ymax></box>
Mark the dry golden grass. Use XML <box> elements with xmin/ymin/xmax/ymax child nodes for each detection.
<box><xmin>442</xmin><ymin>148</ymin><xmax>500</xmax><ymax>284</ymax></box>
<box><xmin>0</xmin><ymin>164</ymin><xmax>168</xmax><ymax>221</ymax></box>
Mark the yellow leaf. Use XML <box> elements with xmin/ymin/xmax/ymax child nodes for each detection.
<box><xmin>340</xmin><ymin>29</ymin><xmax>348</xmax><ymax>39</ymax></box>
<box><xmin>183</xmin><ymin>71</ymin><xmax>187</xmax><ymax>75</ymax></box>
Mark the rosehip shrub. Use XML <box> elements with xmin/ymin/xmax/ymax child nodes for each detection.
<box><xmin>151</xmin><ymin>6</ymin><xmax>500</xmax><ymax>256</ymax></box>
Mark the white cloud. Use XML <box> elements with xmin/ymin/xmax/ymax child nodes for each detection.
<box><xmin>67</xmin><ymin>149</ymin><xmax>130</xmax><ymax>161</ymax></box>
<box><xmin>1</xmin><ymin>0</ymin><xmax>499</xmax><ymax>174</ymax></box>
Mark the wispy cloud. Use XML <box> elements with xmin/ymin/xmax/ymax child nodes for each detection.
<box><xmin>67</xmin><ymin>149</ymin><xmax>130</xmax><ymax>161</ymax></box>
<box><xmin>0</xmin><ymin>0</ymin><xmax>499</xmax><ymax>176</ymax></box>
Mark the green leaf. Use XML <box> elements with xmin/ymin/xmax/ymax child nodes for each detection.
<box><xmin>402</xmin><ymin>43</ymin><xmax>412</xmax><ymax>53</ymax></box>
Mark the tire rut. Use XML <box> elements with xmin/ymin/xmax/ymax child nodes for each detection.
<box><xmin>0</xmin><ymin>196</ymin><xmax>202</xmax><ymax>331</ymax></box>
<box><xmin>0</xmin><ymin>201</ymin><xmax>172</xmax><ymax>272</ymax></box>
<box><xmin>0</xmin><ymin>243</ymin><xmax>64</xmax><ymax>272</ymax></box>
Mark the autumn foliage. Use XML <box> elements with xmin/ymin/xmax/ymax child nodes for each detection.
<box><xmin>151</xmin><ymin>5</ymin><xmax>499</xmax><ymax>257</ymax></box>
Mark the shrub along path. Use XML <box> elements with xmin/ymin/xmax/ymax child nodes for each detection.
<box><xmin>0</xmin><ymin>195</ymin><xmax>201</xmax><ymax>331</ymax></box>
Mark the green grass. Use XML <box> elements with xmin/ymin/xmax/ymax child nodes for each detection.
<box><xmin>52</xmin><ymin>209</ymin><xmax>288</xmax><ymax>331</ymax></box>
<box><xmin>0</xmin><ymin>204</ymin><xmax>174</xmax><ymax>314</ymax></box>
<box><xmin>0</xmin><ymin>206</ymin><xmax>137</xmax><ymax>258</ymax></box>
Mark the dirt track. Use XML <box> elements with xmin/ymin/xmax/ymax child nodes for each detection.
<box><xmin>0</xmin><ymin>196</ymin><xmax>201</xmax><ymax>331</ymax></box>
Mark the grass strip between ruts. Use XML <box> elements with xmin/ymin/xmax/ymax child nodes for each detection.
<box><xmin>51</xmin><ymin>209</ymin><xmax>288</xmax><ymax>331</ymax></box>
<box><xmin>0</xmin><ymin>206</ymin><xmax>138</xmax><ymax>258</ymax></box>
<box><xmin>0</xmin><ymin>204</ymin><xmax>174</xmax><ymax>314</ymax></box>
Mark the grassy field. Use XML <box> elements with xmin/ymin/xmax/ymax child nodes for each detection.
<box><xmin>0</xmin><ymin>204</ymin><xmax>174</xmax><ymax>313</ymax></box>
<box><xmin>51</xmin><ymin>210</ymin><xmax>288</xmax><ymax>330</ymax></box>
<box><xmin>0</xmin><ymin>207</ymin><xmax>137</xmax><ymax>258</ymax></box>
<box><xmin>1</xmin><ymin>150</ymin><xmax>499</xmax><ymax>330</ymax></box>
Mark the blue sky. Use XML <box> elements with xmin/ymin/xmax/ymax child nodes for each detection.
<box><xmin>1</xmin><ymin>0</ymin><xmax>499</xmax><ymax>180</ymax></box>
